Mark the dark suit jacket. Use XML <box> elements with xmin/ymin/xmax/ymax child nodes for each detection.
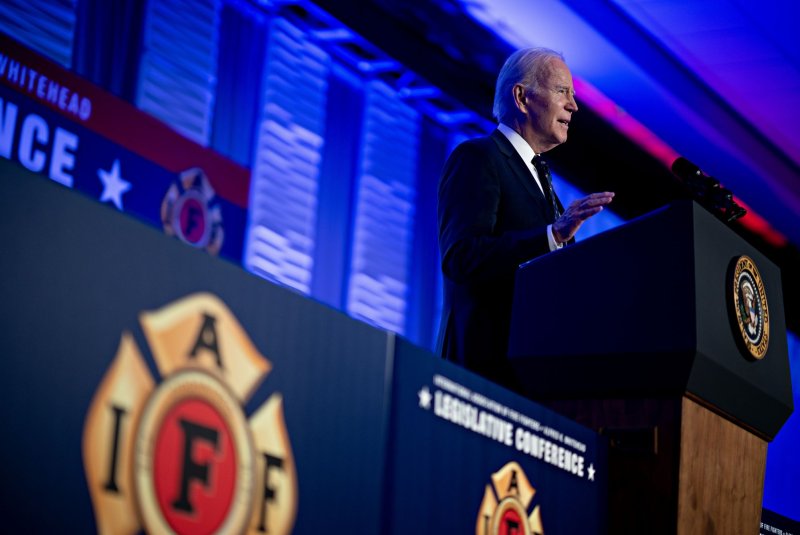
<box><xmin>436</xmin><ymin>128</ymin><xmax>558</xmax><ymax>387</ymax></box>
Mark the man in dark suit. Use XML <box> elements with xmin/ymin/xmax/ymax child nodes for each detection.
<box><xmin>437</xmin><ymin>47</ymin><xmax>614</xmax><ymax>388</ymax></box>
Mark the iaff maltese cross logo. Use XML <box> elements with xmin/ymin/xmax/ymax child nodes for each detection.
<box><xmin>161</xmin><ymin>168</ymin><xmax>224</xmax><ymax>255</ymax></box>
<box><xmin>82</xmin><ymin>293</ymin><xmax>297</xmax><ymax>534</ymax></box>
<box><xmin>477</xmin><ymin>462</ymin><xmax>544</xmax><ymax>535</ymax></box>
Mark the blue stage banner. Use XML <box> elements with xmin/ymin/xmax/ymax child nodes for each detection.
<box><xmin>0</xmin><ymin>32</ymin><xmax>249</xmax><ymax>261</ymax></box>
<box><xmin>385</xmin><ymin>339</ymin><xmax>608</xmax><ymax>534</ymax></box>
<box><xmin>0</xmin><ymin>161</ymin><xmax>389</xmax><ymax>534</ymax></box>
<box><xmin>1</xmin><ymin>163</ymin><xmax>607</xmax><ymax>533</ymax></box>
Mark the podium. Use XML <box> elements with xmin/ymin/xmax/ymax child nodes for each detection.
<box><xmin>508</xmin><ymin>201</ymin><xmax>794</xmax><ymax>534</ymax></box>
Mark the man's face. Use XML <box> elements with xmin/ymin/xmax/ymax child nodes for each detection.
<box><xmin>521</xmin><ymin>58</ymin><xmax>578</xmax><ymax>153</ymax></box>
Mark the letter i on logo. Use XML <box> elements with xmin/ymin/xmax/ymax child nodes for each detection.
<box><xmin>83</xmin><ymin>333</ymin><xmax>154</xmax><ymax>534</ymax></box>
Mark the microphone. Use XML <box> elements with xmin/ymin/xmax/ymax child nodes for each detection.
<box><xmin>672</xmin><ymin>157</ymin><xmax>716</xmax><ymax>188</ymax></box>
<box><xmin>672</xmin><ymin>156</ymin><xmax>703</xmax><ymax>178</ymax></box>
<box><xmin>671</xmin><ymin>156</ymin><xmax>700</xmax><ymax>178</ymax></box>
<box><xmin>670</xmin><ymin>157</ymin><xmax>746</xmax><ymax>222</ymax></box>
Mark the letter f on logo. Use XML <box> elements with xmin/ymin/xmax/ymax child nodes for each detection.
<box><xmin>172</xmin><ymin>419</ymin><xmax>220</xmax><ymax>513</ymax></box>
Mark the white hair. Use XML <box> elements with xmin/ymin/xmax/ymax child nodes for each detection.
<box><xmin>493</xmin><ymin>47</ymin><xmax>565</xmax><ymax>124</ymax></box>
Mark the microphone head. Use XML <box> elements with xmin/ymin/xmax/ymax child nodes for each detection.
<box><xmin>671</xmin><ymin>157</ymin><xmax>746</xmax><ymax>223</ymax></box>
<box><xmin>671</xmin><ymin>157</ymin><xmax>702</xmax><ymax>179</ymax></box>
<box><xmin>672</xmin><ymin>157</ymin><xmax>718</xmax><ymax>191</ymax></box>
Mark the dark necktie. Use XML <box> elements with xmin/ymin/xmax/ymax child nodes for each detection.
<box><xmin>532</xmin><ymin>155</ymin><xmax>561</xmax><ymax>220</ymax></box>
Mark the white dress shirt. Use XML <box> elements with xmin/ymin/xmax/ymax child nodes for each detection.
<box><xmin>497</xmin><ymin>123</ymin><xmax>563</xmax><ymax>250</ymax></box>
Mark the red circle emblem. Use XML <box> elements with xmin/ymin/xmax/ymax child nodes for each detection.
<box><xmin>134</xmin><ymin>370</ymin><xmax>255</xmax><ymax>535</ymax></box>
<box><xmin>178</xmin><ymin>197</ymin><xmax>207</xmax><ymax>245</ymax></box>
<box><xmin>153</xmin><ymin>398</ymin><xmax>237</xmax><ymax>535</ymax></box>
<box><xmin>498</xmin><ymin>507</ymin><xmax>524</xmax><ymax>535</ymax></box>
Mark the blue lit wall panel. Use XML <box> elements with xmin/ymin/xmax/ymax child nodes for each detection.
<box><xmin>763</xmin><ymin>332</ymin><xmax>800</xmax><ymax>519</ymax></box>
<box><xmin>311</xmin><ymin>64</ymin><xmax>365</xmax><ymax>309</ymax></box>
<box><xmin>406</xmin><ymin>116</ymin><xmax>449</xmax><ymax>348</ymax></box>
<box><xmin>72</xmin><ymin>0</ymin><xmax>145</xmax><ymax>103</ymax></box>
<box><xmin>210</xmin><ymin>1</ymin><xmax>267</xmax><ymax>166</ymax></box>
<box><xmin>136</xmin><ymin>0</ymin><xmax>219</xmax><ymax>145</ymax></box>
<box><xmin>243</xmin><ymin>18</ymin><xmax>329</xmax><ymax>293</ymax></box>
<box><xmin>0</xmin><ymin>0</ymin><xmax>75</xmax><ymax>68</ymax></box>
<box><xmin>347</xmin><ymin>81</ymin><xmax>419</xmax><ymax>334</ymax></box>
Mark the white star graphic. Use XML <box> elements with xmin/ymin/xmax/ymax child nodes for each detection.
<box><xmin>97</xmin><ymin>159</ymin><xmax>132</xmax><ymax>210</ymax></box>
<box><xmin>418</xmin><ymin>386</ymin><xmax>432</xmax><ymax>410</ymax></box>
<box><xmin>588</xmin><ymin>463</ymin><xmax>596</xmax><ymax>481</ymax></box>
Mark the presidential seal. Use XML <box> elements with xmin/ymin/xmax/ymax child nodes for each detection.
<box><xmin>730</xmin><ymin>255</ymin><xmax>769</xmax><ymax>360</ymax></box>
<box><xmin>476</xmin><ymin>462</ymin><xmax>544</xmax><ymax>535</ymax></box>
<box><xmin>82</xmin><ymin>293</ymin><xmax>297</xmax><ymax>535</ymax></box>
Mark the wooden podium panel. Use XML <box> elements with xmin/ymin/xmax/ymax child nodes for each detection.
<box><xmin>544</xmin><ymin>396</ymin><xmax>766</xmax><ymax>534</ymax></box>
<box><xmin>677</xmin><ymin>398</ymin><xmax>766</xmax><ymax>534</ymax></box>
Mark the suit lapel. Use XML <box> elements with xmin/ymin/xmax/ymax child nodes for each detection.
<box><xmin>490</xmin><ymin>129</ymin><xmax>551</xmax><ymax>217</ymax></box>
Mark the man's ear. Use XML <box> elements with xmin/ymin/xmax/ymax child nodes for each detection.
<box><xmin>512</xmin><ymin>83</ymin><xmax>528</xmax><ymax>113</ymax></box>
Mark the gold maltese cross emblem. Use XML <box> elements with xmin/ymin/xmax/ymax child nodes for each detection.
<box><xmin>83</xmin><ymin>293</ymin><xmax>297</xmax><ymax>534</ymax></box>
<box><xmin>477</xmin><ymin>461</ymin><xmax>544</xmax><ymax>535</ymax></box>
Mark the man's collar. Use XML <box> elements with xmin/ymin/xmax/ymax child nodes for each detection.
<box><xmin>497</xmin><ymin>123</ymin><xmax>536</xmax><ymax>162</ymax></box>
